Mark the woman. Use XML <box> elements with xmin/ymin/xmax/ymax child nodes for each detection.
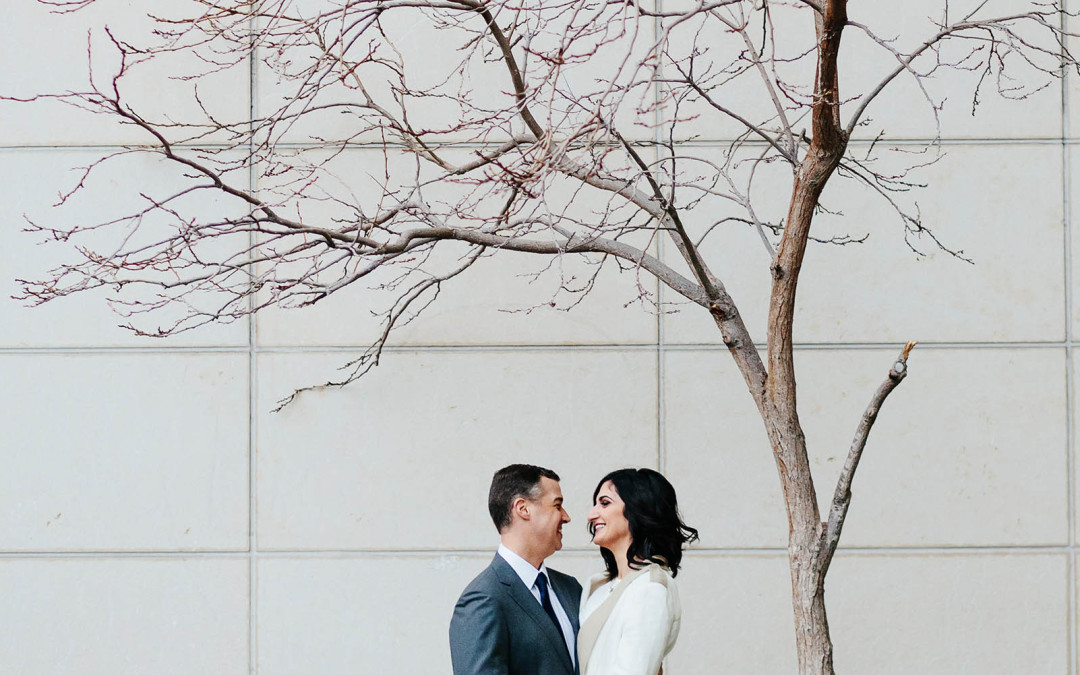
<box><xmin>578</xmin><ymin>468</ymin><xmax>699</xmax><ymax>675</ymax></box>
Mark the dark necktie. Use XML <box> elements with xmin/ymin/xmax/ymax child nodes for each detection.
<box><xmin>535</xmin><ymin>572</ymin><xmax>568</xmax><ymax>649</ymax></box>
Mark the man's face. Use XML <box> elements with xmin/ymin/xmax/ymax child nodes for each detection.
<box><xmin>528</xmin><ymin>476</ymin><xmax>571</xmax><ymax>558</ymax></box>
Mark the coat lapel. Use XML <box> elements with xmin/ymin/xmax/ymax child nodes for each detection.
<box><xmin>491</xmin><ymin>555</ymin><xmax>575</xmax><ymax>674</ymax></box>
<box><xmin>549</xmin><ymin>572</ymin><xmax>580</xmax><ymax>636</ymax></box>
<box><xmin>577</xmin><ymin>565</ymin><xmax>657</xmax><ymax>675</ymax></box>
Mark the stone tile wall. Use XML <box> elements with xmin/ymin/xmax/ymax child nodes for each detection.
<box><xmin>1</xmin><ymin>1</ymin><xmax>1074</xmax><ymax>673</ymax></box>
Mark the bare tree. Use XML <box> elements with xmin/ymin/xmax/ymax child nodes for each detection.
<box><xmin>10</xmin><ymin>0</ymin><xmax>1076</xmax><ymax>672</ymax></box>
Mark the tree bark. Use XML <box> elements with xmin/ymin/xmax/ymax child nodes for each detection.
<box><xmin>763</xmin><ymin>1</ymin><xmax>848</xmax><ymax>673</ymax></box>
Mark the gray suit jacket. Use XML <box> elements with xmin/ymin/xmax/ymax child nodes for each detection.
<box><xmin>450</xmin><ymin>554</ymin><xmax>582</xmax><ymax>675</ymax></box>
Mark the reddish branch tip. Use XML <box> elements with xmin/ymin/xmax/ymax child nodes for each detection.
<box><xmin>901</xmin><ymin>340</ymin><xmax>917</xmax><ymax>361</ymax></box>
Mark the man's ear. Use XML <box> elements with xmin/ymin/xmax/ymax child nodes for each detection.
<box><xmin>512</xmin><ymin>496</ymin><xmax>530</xmax><ymax>522</ymax></box>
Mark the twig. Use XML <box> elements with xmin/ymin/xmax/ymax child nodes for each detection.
<box><xmin>818</xmin><ymin>341</ymin><xmax>917</xmax><ymax>574</ymax></box>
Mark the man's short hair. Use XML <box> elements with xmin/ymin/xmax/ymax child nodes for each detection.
<box><xmin>488</xmin><ymin>464</ymin><xmax>561</xmax><ymax>532</ymax></box>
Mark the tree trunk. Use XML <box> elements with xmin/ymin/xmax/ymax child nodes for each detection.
<box><xmin>791</xmin><ymin>557</ymin><xmax>833</xmax><ymax>675</ymax></box>
<box><xmin>762</xmin><ymin>406</ymin><xmax>835</xmax><ymax>675</ymax></box>
<box><xmin>760</xmin><ymin>2</ymin><xmax>848</xmax><ymax>672</ymax></box>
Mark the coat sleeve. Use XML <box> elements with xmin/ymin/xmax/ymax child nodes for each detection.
<box><xmin>449</xmin><ymin>589</ymin><xmax>510</xmax><ymax>675</ymax></box>
<box><xmin>606</xmin><ymin>581</ymin><xmax>671</xmax><ymax>675</ymax></box>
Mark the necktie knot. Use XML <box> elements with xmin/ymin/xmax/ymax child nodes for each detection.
<box><xmin>535</xmin><ymin>571</ymin><xmax>551</xmax><ymax>599</ymax></box>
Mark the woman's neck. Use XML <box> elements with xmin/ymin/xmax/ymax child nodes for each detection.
<box><xmin>611</xmin><ymin>542</ymin><xmax>633</xmax><ymax>579</ymax></box>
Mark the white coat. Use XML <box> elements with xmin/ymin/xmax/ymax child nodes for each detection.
<box><xmin>577</xmin><ymin>564</ymin><xmax>681</xmax><ymax>675</ymax></box>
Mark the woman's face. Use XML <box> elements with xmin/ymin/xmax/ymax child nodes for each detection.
<box><xmin>587</xmin><ymin>480</ymin><xmax>631</xmax><ymax>551</ymax></box>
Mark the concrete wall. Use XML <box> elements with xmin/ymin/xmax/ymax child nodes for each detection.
<box><xmin>0</xmin><ymin>1</ymin><xmax>1074</xmax><ymax>673</ymax></box>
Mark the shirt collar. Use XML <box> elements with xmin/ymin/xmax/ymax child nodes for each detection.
<box><xmin>497</xmin><ymin>543</ymin><xmax>549</xmax><ymax>589</ymax></box>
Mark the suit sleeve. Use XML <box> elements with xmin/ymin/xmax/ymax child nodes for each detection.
<box><xmin>449</xmin><ymin>589</ymin><xmax>510</xmax><ymax>675</ymax></box>
<box><xmin>608</xmin><ymin>581</ymin><xmax>671</xmax><ymax>675</ymax></box>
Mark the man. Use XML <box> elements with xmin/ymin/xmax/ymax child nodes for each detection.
<box><xmin>450</xmin><ymin>464</ymin><xmax>582</xmax><ymax>675</ymax></box>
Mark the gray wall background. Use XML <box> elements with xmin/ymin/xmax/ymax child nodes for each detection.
<box><xmin>0</xmin><ymin>1</ymin><xmax>1074</xmax><ymax>672</ymax></box>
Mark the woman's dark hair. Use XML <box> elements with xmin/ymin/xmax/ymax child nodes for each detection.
<box><xmin>589</xmin><ymin>468</ymin><xmax>698</xmax><ymax>579</ymax></box>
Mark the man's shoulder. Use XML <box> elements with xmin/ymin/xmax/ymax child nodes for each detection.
<box><xmin>457</xmin><ymin>558</ymin><xmax>506</xmax><ymax>597</ymax></box>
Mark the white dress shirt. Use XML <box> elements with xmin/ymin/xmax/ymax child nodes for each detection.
<box><xmin>497</xmin><ymin>544</ymin><xmax>577</xmax><ymax>665</ymax></box>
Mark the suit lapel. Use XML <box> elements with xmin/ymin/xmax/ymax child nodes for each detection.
<box><xmin>491</xmin><ymin>555</ymin><xmax>575</xmax><ymax>674</ymax></box>
<box><xmin>549</xmin><ymin>572</ymin><xmax>580</xmax><ymax>635</ymax></box>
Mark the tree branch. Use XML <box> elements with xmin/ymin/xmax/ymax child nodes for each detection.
<box><xmin>845</xmin><ymin>10</ymin><xmax>1071</xmax><ymax>137</ymax></box>
<box><xmin>818</xmin><ymin>341</ymin><xmax>916</xmax><ymax>574</ymax></box>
